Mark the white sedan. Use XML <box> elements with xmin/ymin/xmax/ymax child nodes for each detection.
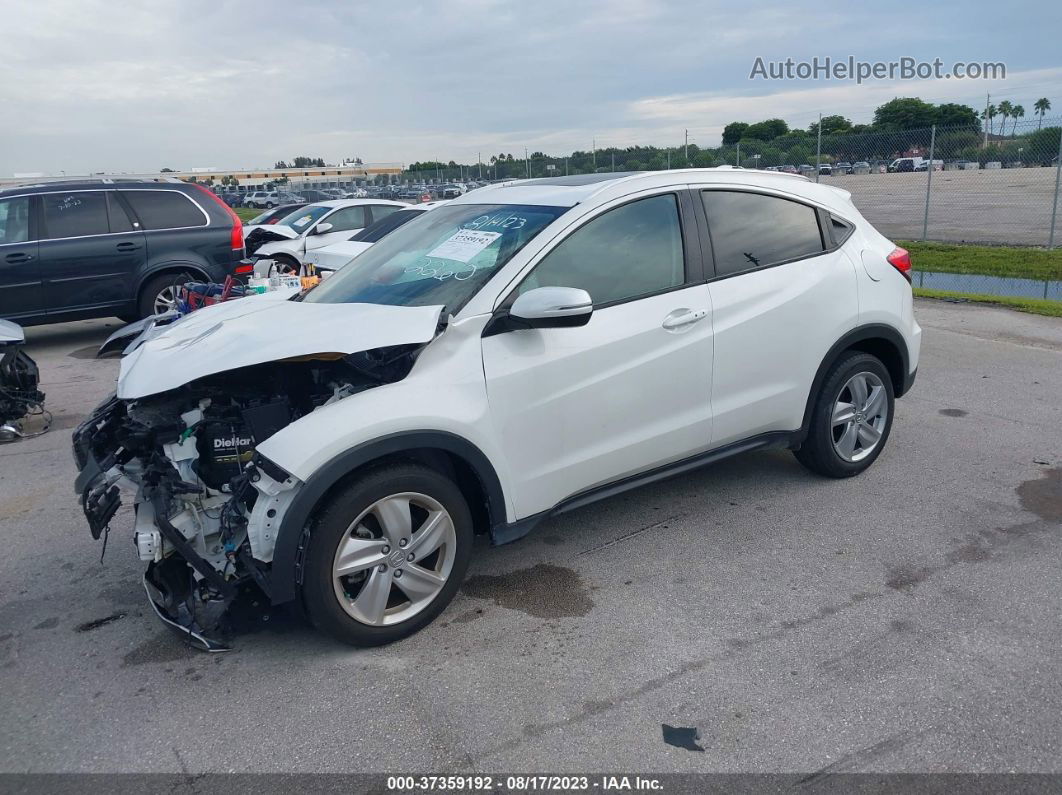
<box><xmin>251</xmin><ymin>199</ymin><xmax>407</xmax><ymax>275</ymax></box>
<box><xmin>304</xmin><ymin>201</ymin><xmax>450</xmax><ymax>274</ymax></box>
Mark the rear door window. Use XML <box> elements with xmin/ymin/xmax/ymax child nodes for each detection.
<box><xmin>122</xmin><ymin>190</ymin><xmax>207</xmax><ymax>230</ymax></box>
<box><xmin>701</xmin><ymin>190</ymin><xmax>824</xmax><ymax>277</ymax></box>
<box><xmin>42</xmin><ymin>191</ymin><xmax>110</xmax><ymax>239</ymax></box>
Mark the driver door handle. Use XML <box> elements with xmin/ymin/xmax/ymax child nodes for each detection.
<box><xmin>4</xmin><ymin>253</ymin><xmax>34</xmax><ymax>264</ymax></box>
<box><xmin>661</xmin><ymin>308</ymin><xmax>707</xmax><ymax>331</ymax></box>
<box><xmin>116</xmin><ymin>242</ymin><xmax>141</xmax><ymax>252</ymax></box>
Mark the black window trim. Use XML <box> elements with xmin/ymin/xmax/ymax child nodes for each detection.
<box><xmin>823</xmin><ymin>210</ymin><xmax>855</xmax><ymax>249</ymax></box>
<box><xmin>105</xmin><ymin>191</ymin><xmax>136</xmax><ymax>234</ymax></box>
<box><xmin>117</xmin><ymin>187</ymin><xmax>210</xmax><ymax>232</ymax></box>
<box><xmin>500</xmin><ymin>188</ymin><xmax>705</xmax><ymax>313</ymax></box>
<box><xmin>696</xmin><ymin>187</ymin><xmax>833</xmax><ymax>282</ymax></box>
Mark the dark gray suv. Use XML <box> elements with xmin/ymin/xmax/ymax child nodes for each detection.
<box><xmin>0</xmin><ymin>180</ymin><xmax>248</xmax><ymax>325</ymax></box>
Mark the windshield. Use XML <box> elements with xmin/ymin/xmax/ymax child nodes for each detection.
<box><xmin>303</xmin><ymin>203</ymin><xmax>566</xmax><ymax>314</ymax></box>
<box><xmin>273</xmin><ymin>204</ymin><xmax>333</xmax><ymax>233</ymax></box>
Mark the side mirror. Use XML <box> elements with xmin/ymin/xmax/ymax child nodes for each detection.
<box><xmin>313</xmin><ymin>222</ymin><xmax>334</xmax><ymax>235</ymax></box>
<box><xmin>508</xmin><ymin>286</ymin><xmax>593</xmax><ymax>328</ymax></box>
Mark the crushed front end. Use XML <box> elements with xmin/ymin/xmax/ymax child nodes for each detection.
<box><xmin>72</xmin><ymin>348</ymin><xmax>419</xmax><ymax>650</ymax></box>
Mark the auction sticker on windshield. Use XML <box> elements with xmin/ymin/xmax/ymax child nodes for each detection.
<box><xmin>426</xmin><ymin>230</ymin><xmax>501</xmax><ymax>263</ymax></box>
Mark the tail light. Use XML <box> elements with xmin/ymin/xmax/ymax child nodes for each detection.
<box><xmin>190</xmin><ymin>183</ymin><xmax>244</xmax><ymax>253</ymax></box>
<box><xmin>234</xmin><ymin>263</ymin><xmax>255</xmax><ymax>276</ymax></box>
<box><xmin>886</xmin><ymin>247</ymin><xmax>912</xmax><ymax>282</ymax></box>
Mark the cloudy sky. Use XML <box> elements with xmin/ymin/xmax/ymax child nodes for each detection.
<box><xmin>2</xmin><ymin>0</ymin><xmax>1060</xmax><ymax>175</ymax></box>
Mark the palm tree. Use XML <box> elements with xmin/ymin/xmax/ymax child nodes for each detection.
<box><xmin>981</xmin><ymin>104</ymin><xmax>997</xmax><ymax>136</ymax></box>
<box><xmin>997</xmin><ymin>101</ymin><xmax>1013</xmax><ymax>137</ymax></box>
<box><xmin>1011</xmin><ymin>104</ymin><xmax>1025</xmax><ymax>136</ymax></box>
<box><xmin>1034</xmin><ymin>97</ymin><xmax>1052</xmax><ymax>130</ymax></box>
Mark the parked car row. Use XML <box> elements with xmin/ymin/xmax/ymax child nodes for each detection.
<box><xmin>243</xmin><ymin>198</ymin><xmax>410</xmax><ymax>274</ymax></box>
<box><xmin>214</xmin><ymin>187</ymin><xmax>370</xmax><ymax>208</ymax></box>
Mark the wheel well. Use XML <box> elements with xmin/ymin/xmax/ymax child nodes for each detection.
<box><xmin>138</xmin><ymin>265</ymin><xmax>209</xmax><ymax>299</ymax></box>
<box><xmin>798</xmin><ymin>328</ymin><xmax>910</xmax><ymax>445</ymax></box>
<box><xmin>842</xmin><ymin>336</ymin><xmax>905</xmax><ymax>396</ymax></box>
<box><xmin>312</xmin><ymin>447</ymin><xmax>493</xmax><ymax>536</ymax></box>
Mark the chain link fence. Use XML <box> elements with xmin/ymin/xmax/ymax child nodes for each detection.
<box><xmin>448</xmin><ymin>119</ymin><xmax>1062</xmax><ymax>305</ymax></box>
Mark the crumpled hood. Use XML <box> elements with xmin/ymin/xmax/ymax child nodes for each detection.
<box><xmin>117</xmin><ymin>298</ymin><xmax>444</xmax><ymax>399</ymax></box>
<box><xmin>247</xmin><ymin>224</ymin><xmax>299</xmax><ymax>241</ymax></box>
<box><xmin>0</xmin><ymin>318</ymin><xmax>25</xmax><ymax>345</ymax></box>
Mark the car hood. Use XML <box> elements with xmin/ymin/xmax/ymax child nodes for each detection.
<box><xmin>0</xmin><ymin>318</ymin><xmax>25</xmax><ymax>346</ymax></box>
<box><xmin>117</xmin><ymin>298</ymin><xmax>445</xmax><ymax>399</ymax></box>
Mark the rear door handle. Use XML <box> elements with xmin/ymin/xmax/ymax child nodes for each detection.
<box><xmin>4</xmin><ymin>253</ymin><xmax>34</xmax><ymax>264</ymax></box>
<box><xmin>116</xmin><ymin>242</ymin><xmax>141</xmax><ymax>252</ymax></box>
<box><xmin>661</xmin><ymin>308</ymin><xmax>707</xmax><ymax>331</ymax></box>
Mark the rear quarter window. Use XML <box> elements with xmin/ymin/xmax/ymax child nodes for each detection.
<box><xmin>122</xmin><ymin>191</ymin><xmax>208</xmax><ymax>230</ymax></box>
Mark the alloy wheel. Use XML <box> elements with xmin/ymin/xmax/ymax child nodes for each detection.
<box><xmin>331</xmin><ymin>492</ymin><xmax>457</xmax><ymax>626</ymax></box>
<box><xmin>153</xmin><ymin>284</ymin><xmax>180</xmax><ymax>315</ymax></box>
<box><xmin>831</xmin><ymin>371</ymin><xmax>888</xmax><ymax>462</ymax></box>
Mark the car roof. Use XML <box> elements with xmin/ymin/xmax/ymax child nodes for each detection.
<box><xmin>444</xmin><ymin>167</ymin><xmax>855</xmax><ymax>212</ymax></box>
<box><xmin>0</xmin><ymin>179</ymin><xmax>196</xmax><ymax>198</ymax></box>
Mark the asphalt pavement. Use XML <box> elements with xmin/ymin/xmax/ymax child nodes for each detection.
<box><xmin>1</xmin><ymin>299</ymin><xmax>1060</xmax><ymax>775</ymax></box>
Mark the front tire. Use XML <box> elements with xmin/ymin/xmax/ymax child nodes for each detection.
<box><xmin>301</xmin><ymin>463</ymin><xmax>473</xmax><ymax>646</ymax></box>
<box><xmin>794</xmin><ymin>352</ymin><xmax>895</xmax><ymax>478</ymax></box>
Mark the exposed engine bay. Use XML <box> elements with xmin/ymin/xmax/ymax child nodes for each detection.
<box><xmin>73</xmin><ymin>345</ymin><xmax>420</xmax><ymax>650</ymax></box>
<box><xmin>0</xmin><ymin>319</ymin><xmax>49</xmax><ymax>442</ymax></box>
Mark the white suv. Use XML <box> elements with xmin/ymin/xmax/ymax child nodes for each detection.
<box><xmin>73</xmin><ymin>169</ymin><xmax>921</xmax><ymax>649</ymax></box>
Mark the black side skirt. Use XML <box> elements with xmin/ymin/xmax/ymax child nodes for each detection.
<box><xmin>490</xmin><ymin>430</ymin><xmax>797</xmax><ymax>546</ymax></box>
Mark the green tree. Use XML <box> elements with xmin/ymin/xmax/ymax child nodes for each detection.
<box><xmin>936</xmin><ymin>130</ymin><xmax>982</xmax><ymax>158</ymax></box>
<box><xmin>873</xmin><ymin>97</ymin><xmax>937</xmax><ymax>130</ymax></box>
<box><xmin>997</xmin><ymin>101</ymin><xmax>1013</xmax><ymax>137</ymax></box>
<box><xmin>1024</xmin><ymin>126</ymin><xmax>1062</xmax><ymax>164</ymax></box>
<box><xmin>1034</xmin><ymin>98</ymin><xmax>1052</xmax><ymax>129</ymax></box>
<box><xmin>745</xmin><ymin>118</ymin><xmax>788</xmax><ymax>141</ymax></box>
<box><xmin>935</xmin><ymin>103</ymin><xmax>979</xmax><ymax>129</ymax></box>
<box><xmin>721</xmin><ymin>122</ymin><xmax>749</xmax><ymax>145</ymax></box>
<box><xmin>1010</xmin><ymin>104</ymin><xmax>1024</xmax><ymax>136</ymax></box>
<box><xmin>160</xmin><ymin>167</ymin><xmax>175</xmax><ymax>172</ymax></box>
<box><xmin>808</xmin><ymin>115</ymin><xmax>852</xmax><ymax>136</ymax></box>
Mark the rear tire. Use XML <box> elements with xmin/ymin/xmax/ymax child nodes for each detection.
<box><xmin>794</xmin><ymin>352</ymin><xmax>894</xmax><ymax>478</ymax></box>
<box><xmin>138</xmin><ymin>272</ymin><xmax>192</xmax><ymax>319</ymax></box>
<box><xmin>301</xmin><ymin>463</ymin><xmax>473</xmax><ymax>646</ymax></box>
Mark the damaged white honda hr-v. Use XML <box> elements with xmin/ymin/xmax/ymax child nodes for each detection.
<box><xmin>74</xmin><ymin>169</ymin><xmax>921</xmax><ymax>648</ymax></box>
